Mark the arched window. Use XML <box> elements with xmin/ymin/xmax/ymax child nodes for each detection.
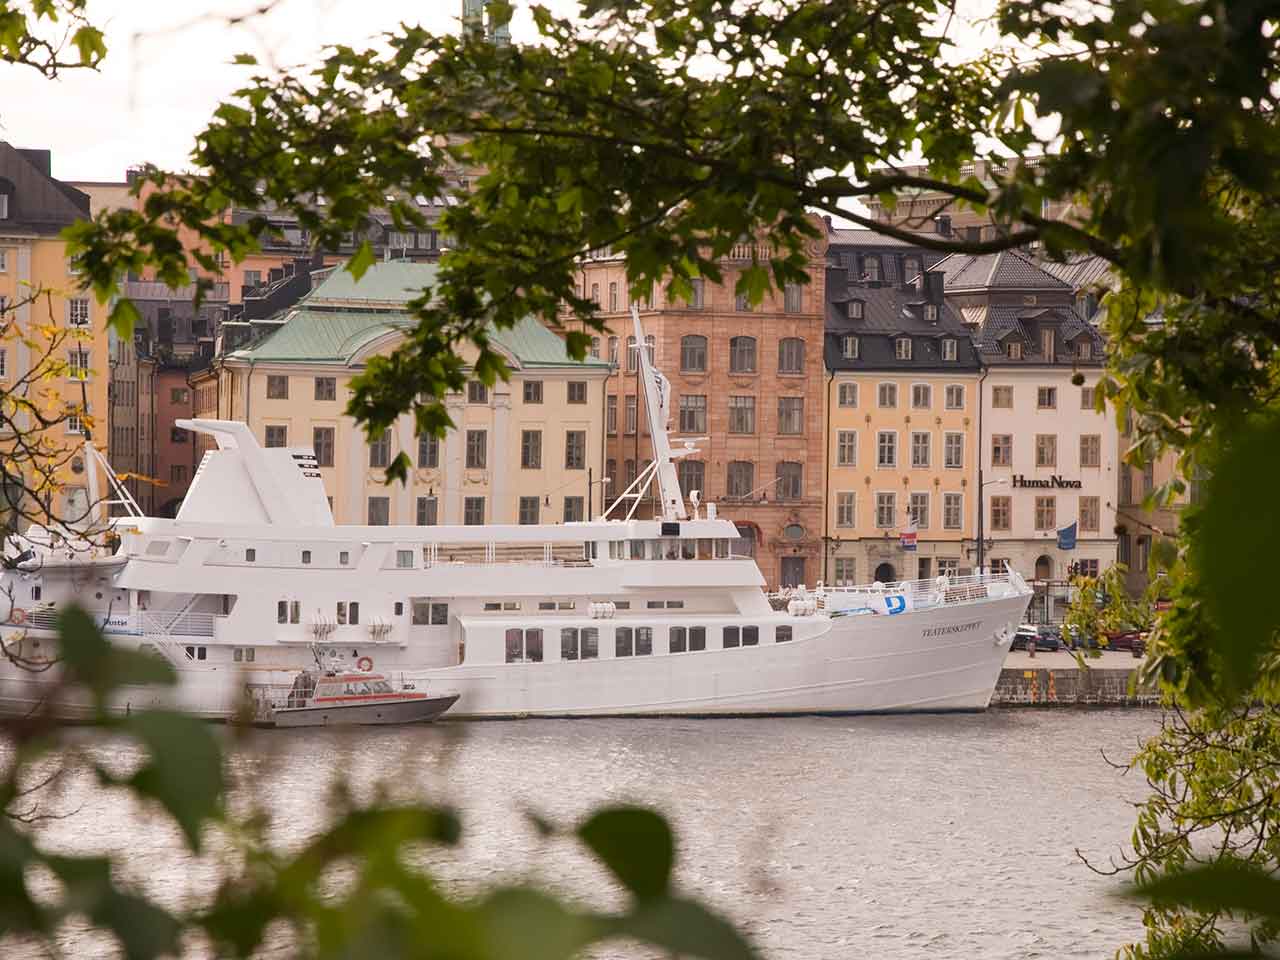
<box><xmin>729</xmin><ymin>336</ymin><xmax>757</xmax><ymax>373</ymax></box>
<box><xmin>1034</xmin><ymin>555</ymin><xmax>1053</xmax><ymax>580</ymax></box>
<box><xmin>778</xmin><ymin>337</ymin><xmax>805</xmax><ymax>373</ymax></box>
<box><xmin>680</xmin><ymin>335</ymin><xmax>707</xmax><ymax>372</ymax></box>
<box><xmin>676</xmin><ymin>459</ymin><xmax>704</xmax><ymax>497</ymax></box>
<box><xmin>726</xmin><ymin>461</ymin><xmax>755</xmax><ymax>499</ymax></box>
<box><xmin>645</xmin><ymin>334</ymin><xmax>656</xmax><ymax>364</ymax></box>
<box><xmin>626</xmin><ymin>336</ymin><xmax>637</xmax><ymax>372</ymax></box>
<box><xmin>775</xmin><ymin>461</ymin><xmax>803</xmax><ymax>500</ymax></box>
<box><xmin>589</xmin><ymin>336</ymin><xmax>601</xmax><ymax>359</ymax></box>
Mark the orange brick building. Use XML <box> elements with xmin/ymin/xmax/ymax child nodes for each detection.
<box><xmin>579</xmin><ymin>232</ymin><xmax>830</xmax><ymax>589</ymax></box>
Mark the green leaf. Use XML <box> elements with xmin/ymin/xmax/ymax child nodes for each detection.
<box><xmin>70</xmin><ymin>25</ymin><xmax>105</xmax><ymax>64</ymax></box>
<box><xmin>231</xmin><ymin>52</ymin><xmax>258</xmax><ymax>66</ymax></box>
<box><xmin>113</xmin><ymin>710</ymin><xmax>223</xmax><ymax>852</ymax></box>
<box><xmin>576</xmin><ymin>806</ymin><xmax>673</xmax><ymax>901</ymax></box>
<box><xmin>1136</xmin><ymin>862</ymin><xmax>1280</xmax><ymax>921</ymax></box>
<box><xmin>478</xmin><ymin>888</ymin><xmax>593</xmax><ymax>960</ymax></box>
<box><xmin>610</xmin><ymin>896</ymin><xmax>759</xmax><ymax>960</ymax></box>
<box><xmin>107</xmin><ymin>298</ymin><xmax>141</xmax><ymax>339</ymax></box>
<box><xmin>56</xmin><ymin>606</ymin><xmax>176</xmax><ymax>709</ymax></box>
<box><xmin>348</xmin><ymin>240</ymin><xmax>376</xmax><ymax>281</ymax></box>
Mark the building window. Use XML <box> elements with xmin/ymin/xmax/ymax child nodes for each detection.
<box><xmin>944</xmin><ymin>385</ymin><xmax>964</xmax><ymax>410</ymax></box>
<box><xmin>67</xmin><ymin>349</ymin><xmax>90</xmax><ymax>380</ymax></box>
<box><xmin>417</xmin><ymin>496</ymin><xmax>439</xmax><ymax>525</ymax></box>
<box><xmin>418</xmin><ymin>434</ymin><xmax>439</xmax><ymax>468</ymax></box>
<box><xmin>1036</xmin><ymin>387</ymin><xmax>1057</xmax><ymax>410</ymax></box>
<box><xmin>605</xmin><ymin>395</ymin><xmax>617</xmax><ymax>435</ymax></box>
<box><xmin>368</xmin><ymin>496</ymin><xmax>390</xmax><ymax>525</ymax></box>
<box><xmin>842</xmin><ymin>335</ymin><xmax>859</xmax><ymax>359</ymax></box>
<box><xmin>1041</xmin><ymin>328</ymin><xmax>1056</xmax><ymax>361</ymax></box>
<box><xmin>314</xmin><ymin>377</ymin><xmax>336</xmax><ymax>401</ymax></box>
<box><xmin>523</xmin><ymin>380</ymin><xmax>543</xmax><ymax>404</ymax></box>
<box><xmin>729</xmin><ymin>336</ymin><xmax>757</xmax><ymax>373</ymax></box>
<box><xmin>944</xmin><ymin>432</ymin><xmax>963</xmax><ymax>469</ymax></box>
<box><xmin>834</xmin><ymin>557</ymin><xmax>856</xmax><ymax>586</ymax></box>
<box><xmin>520</xmin><ymin>429</ymin><xmax>542</xmax><ymax>469</ymax></box>
<box><xmin>837</xmin><ymin>431</ymin><xmax>857</xmax><ymax>467</ymax></box>
<box><xmin>467</xmin><ymin>381</ymin><xmax>488</xmax><ymax>404</ymax></box>
<box><xmin>1079</xmin><ymin>495</ymin><xmax>1100</xmax><ymax>532</ymax></box>
<box><xmin>728</xmin><ymin>395</ymin><xmax>756</xmax><ymax>434</ymax></box>
<box><xmin>992</xmin><ymin>385</ymin><xmax>1013</xmax><ymax>408</ymax></box>
<box><xmin>912</xmin><ymin>384</ymin><xmax>931</xmax><ymax>409</ymax></box>
<box><xmin>1035</xmin><ymin>434</ymin><xmax>1057</xmax><ymax>468</ymax></box>
<box><xmin>67</xmin><ymin>298</ymin><xmax>90</xmax><ymax>326</ymax></box>
<box><xmin>170</xmin><ymin>387</ymin><xmax>190</xmax><ymax>404</ymax></box>
<box><xmin>625</xmin><ymin>396</ymin><xmax>637</xmax><ymax>435</ymax></box>
<box><xmin>563</xmin><ymin>496</ymin><xmax>585</xmax><ymax>523</ymax></box>
<box><xmin>909</xmin><ymin>492</ymin><xmax>929</xmax><ymax>529</ymax></box>
<box><xmin>775</xmin><ymin>462</ymin><xmax>803</xmax><ymax>500</ymax></box>
<box><xmin>608</xmin><ymin>282</ymin><xmax>619</xmax><ymax>312</ymax></box>
<box><xmin>1079</xmin><ymin>434</ymin><xmax>1102</xmax><ymax>469</ymax></box>
<box><xmin>369</xmin><ymin>429</ymin><xmax>391</xmax><ymax>468</ymax></box>
<box><xmin>1081</xmin><ymin>386</ymin><xmax>1096</xmax><ymax>409</ymax></box>
<box><xmin>992</xmin><ymin>434</ymin><xmax>1012</xmax><ymax>467</ymax></box>
<box><xmin>778</xmin><ymin>338</ymin><xmax>805</xmax><ymax>373</ymax></box>
<box><xmin>943</xmin><ymin>492</ymin><xmax>962</xmax><ymax>529</ymax></box>
<box><xmin>170</xmin><ymin>464</ymin><xmax>187</xmax><ymax>485</ymax></box>
<box><xmin>849</xmin><ymin>299</ymin><xmax>865</xmax><ymax>319</ymax></box>
<box><xmin>726</xmin><ymin>461</ymin><xmax>755</xmax><ymax>499</ymax></box>
<box><xmin>1143</xmin><ymin>461</ymin><xmax>1155</xmax><ymax>495</ymax></box>
<box><xmin>878</xmin><ymin>383</ymin><xmax>898</xmax><ymax>408</ymax></box>
<box><xmin>312</xmin><ymin>427</ymin><xmax>335</xmax><ymax>467</ymax></box>
<box><xmin>567</xmin><ymin>381</ymin><xmax>587</xmax><ymax>404</ymax></box>
<box><xmin>889</xmin><ymin>338</ymin><xmax>909</xmax><ymax>361</ymax></box>
<box><xmin>784</xmin><ymin>282</ymin><xmax>803</xmax><ymax>313</ymax></box>
<box><xmin>264</xmin><ymin>425</ymin><xmax>287</xmax><ymax>448</ymax></box>
<box><xmin>676</xmin><ymin>459</ymin><xmax>704</xmax><ymax>497</ymax></box>
<box><xmin>1076</xmin><ymin>340</ymin><xmax>1093</xmax><ymax>360</ymax></box>
<box><xmin>836</xmin><ymin>492</ymin><xmax>855</xmax><ymax>527</ymax></box>
<box><xmin>942</xmin><ymin>339</ymin><xmax>957</xmax><ymax>361</ymax></box>
<box><xmin>1136</xmin><ymin>535</ymin><xmax>1151</xmax><ymax>572</ymax></box>
<box><xmin>607</xmin><ymin>337</ymin><xmax>620</xmax><ymax>365</ymax></box>
<box><xmin>679</xmin><ymin>395</ymin><xmax>707</xmax><ymax>433</ymax></box>
<box><xmin>681</xmin><ymin>335</ymin><xmax>708</xmax><ymax>372</ymax></box>
<box><xmin>626</xmin><ymin>336</ymin><xmax>638</xmax><ymax>372</ymax></box>
<box><xmin>837</xmin><ymin>382</ymin><xmax>857</xmax><ymax>407</ymax></box>
<box><xmin>876</xmin><ymin>492</ymin><xmax>896</xmax><ymax>528</ymax></box>
<box><xmin>464</xmin><ymin>497</ymin><xmax>485</xmax><ymax>525</ymax></box>
<box><xmin>590</xmin><ymin>282</ymin><xmax>600</xmax><ymax>305</ymax></box>
<box><xmin>519</xmin><ymin>496</ymin><xmax>540</xmax><ymax>524</ymax></box>
<box><xmin>735</xmin><ymin>291</ymin><xmax>751</xmax><ymax>312</ymax></box>
<box><xmin>990</xmin><ymin>495</ymin><xmax>1011</xmax><ymax>531</ymax></box>
<box><xmin>266</xmin><ymin>375</ymin><xmax>288</xmax><ymax>399</ymax></box>
<box><xmin>466</xmin><ymin>430</ymin><xmax>487</xmax><ymax>469</ymax></box>
<box><xmin>565</xmin><ymin>430</ymin><xmax>587</xmax><ymax>469</ymax></box>
<box><xmin>777</xmin><ymin>397</ymin><xmax>803</xmax><ymax>435</ymax></box>
<box><xmin>1034</xmin><ymin>496</ymin><xmax>1056</xmax><ymax>531</ymax></box>
<box><xmin>1006</xmin><ymin>341</ymin><xmax>1023</xmax><ymax>360</ymax></box>
<box><xmin>910</xmin><ymin>431</ymin><xmax>931</xmax><ymax>468</ymax></box>
<box><xmin>863</xmin><ymin>257</ymin><xmax>881</xmax><ymax>282</ymax></box>
<box><xmin>688</xmin><ymin>278</ymin><xmax>705</xmax><ymax>309</ymax></box>
<box><xmin>877</xmin><ymin>431</ymin><xmax>897</xmax><ymax>468</ymax></box>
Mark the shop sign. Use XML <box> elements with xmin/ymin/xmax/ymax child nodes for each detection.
<box><xmin>1011</xmin><ymin>475</ymin><xmax>1083</xmax><ymax>489</ymax></box>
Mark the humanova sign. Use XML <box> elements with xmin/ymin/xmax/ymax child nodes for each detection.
<box><xmin>1011</xmin><ymin>475</ymin><xmax>1083</xmax><ymax>489</ymax></box>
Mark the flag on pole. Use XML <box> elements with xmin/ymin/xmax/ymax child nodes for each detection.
<box><xmin>900</xmin><ymin>519</ymin><xmax>918</xmax><ymax>552</ymax></box>
<box><xmin>1057</xmin><ymin>521</ymin><xmax>1078</xmax><ymax>551</ymax></box>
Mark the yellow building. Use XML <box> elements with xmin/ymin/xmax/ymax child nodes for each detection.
<box><xmin>192</xmin><ymin>261</ymin><xmax>610</xmax><ymax>525</ymax></box>
<box><xmin>0</xmin><ymin>144</ymin><xmax>110</xmax><ymax>527</ymax></box>
<box><xmin>823</xmin><ymin>270</ymin><xmax>982</xmax><ymax>584</ymax></box>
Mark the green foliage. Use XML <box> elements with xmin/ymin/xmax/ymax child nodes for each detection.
<box><xmin>0</xmin><ymin>610</ymin><xmax>756</xmax><ymax>959</ymax></box>
<box><xmin>0</xmin><ymin>0</ymin><xmax>103</xmax><ymax>77</ymax></box>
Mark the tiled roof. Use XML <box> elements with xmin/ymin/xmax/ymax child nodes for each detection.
<box><xmin>827</xmin><ymin>227</ymin><xmax>925</xmax><ymax>249</ymax></box>
<box><xmin>1036</xmin><ymin>253</ymin><xmax>1115</xmax><ymax>291</ymax></box>
<box><xmin>935</xmin><ymin>250</ymin><xmax>1072</xmax><ymax>291</ymax></box>
<box><xmin>971</xmin><ymin>304</ymin><xmax>1105</xmax><ymax>366</ymax></box>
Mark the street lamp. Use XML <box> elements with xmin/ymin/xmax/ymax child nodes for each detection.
<box><xmin>976</xmin><ymin>469</ymin><xmax>1008</xmax><ymax>575</ymax></box>
<box><xmin>587</xmin><ymin>468</ymin><xmax>612</xmax><ymax>521</ymax></box>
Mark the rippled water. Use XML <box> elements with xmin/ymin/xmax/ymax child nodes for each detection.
<box><xmin>18</xmin><ymin>709</ymin><xmax>1160</xmax><ymax>959</ymax></box>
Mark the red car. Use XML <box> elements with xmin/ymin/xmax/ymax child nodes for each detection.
<box><xmin>1103</xmin><ymin>627</ymin><xmax>1148</xmax><ymax>657</ymax></box>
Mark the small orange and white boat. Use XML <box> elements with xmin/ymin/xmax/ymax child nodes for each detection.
<box><xmin>272</xmin><ymin>664</ymin><xmax>458</xmax><ymax>727</ymax></box>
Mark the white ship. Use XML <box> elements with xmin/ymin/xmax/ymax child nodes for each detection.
<box><xmin>0</xmin><ymin>312</ymin><xmax>1031</xmax><ymax>720</ymax></box>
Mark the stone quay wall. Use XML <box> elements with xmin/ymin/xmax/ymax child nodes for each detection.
<box><xmin>991</xmin><ymin>651</ymin><xmax>1160</xmax><ymax>707</ymax></box>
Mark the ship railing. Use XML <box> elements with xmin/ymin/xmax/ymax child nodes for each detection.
<box><xmin>770</xmin><ymin>571</ymin><xmax>1025</xmax><ymax>613</ymax></box>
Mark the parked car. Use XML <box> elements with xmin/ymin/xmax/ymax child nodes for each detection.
<box><xmin>1062</xmin><ymin>624</ymin><xmax>1100</xmax><ymax>650</ymax></box>
<box><xmin>1103</xmin><ymin>626</ymin><xmax>1148</xmax><ymax>657</ymax></box>
<box><xmin>1011</xmin><ymin>624</ymin><xmax>1062</xmax><ymax>652</ymax></box>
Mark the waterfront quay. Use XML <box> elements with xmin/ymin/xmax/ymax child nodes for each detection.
<box><xmin>993</xmin><ymin>649</ymin><xmax>1158</xmax><ymax>707</ymax></box>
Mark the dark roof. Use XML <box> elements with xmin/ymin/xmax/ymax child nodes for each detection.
<box><xmin>1035</xmin><ymin>253</ymin><xmax>1115</xmax><ymax>292</ymax></box>
<box><xmin>0</xmin><ymin>142</ymin><xmax>90</xmax><ymax>234</ymax></box>
<box><xmin>969</xmin><ymin>303</ymin><xmax>1105</xmax><ymax>367</ymax></box>
<box><xmin>934</xmin><ymin>249</ymin><xmax>1072</xmax><ymax>292</ymax></box>
<box><xmin>827</xmin><ymin>227</ymin><xmax>925</xmax><ymax>249</ymax></box>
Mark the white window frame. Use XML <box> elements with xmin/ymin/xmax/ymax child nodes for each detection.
<box><xmin>941</xmin><ymin>338</ymin><xmax>957</xmax><ymax>361</ymax></box>
<box><xmin>909</xmin><ymin>491</ymin><xmax>930</xmax><ymax>529</ymax></box>
<box><xmin>910</xmin><ymin>431</ymin><xmax>931</xmax><ymax>469</ymax></box>
<box><xmin>67</xmin><ymin>298</ymin><xmax>90</xmax><ymax>327</ymax></box>
<box><xmin>836</xmin><ymin>491</ymin><xmax>856</xmax><ymax>528</ymax></box>
<box><xmin>911</xmin><ymin>383</ymin><xmax>932</xmax><ymax>409</ymax></box>
<box><xmin>876</xmin><ymin>430</ymin><xmax>898</xmax><ymax>469</ymax></box>
<box><xmin>895</xmin><ymin>337</ymin><xmax>912</xmax><ymax>360</ymax></box>
<box><xmin>837</xmin><ymin>382</ymin><xmax>857</xmax><ymax>407</ymax></box>
<box><xmin>877</xmin><ymin>382</ymin><xmax>897</xmax><ymax>409</ymax></box>
<box><xmin>944</xmin><ymin>431</ymin><xmax>964</xmax><ymax>469</ymax></box>
<box><xmin>944</xmin><ymin>384</ymin><xmax>964</xmax><ymax>410</ymax></box>
<box><xmin>841</xmin><ymin>334</ymin><xmax>859</xmax><ymax>359</ymax></box>
<box><xmin>943</xmin><ymin>492</ymin><xmax>963</xmax><ymax>530</ymax></box>
<box><xmin>836</xmin><ymin>430</ymin><xmax>857</xmax><ymax>467</ymax></box>
<box><xmin>875</xmin><ymin>491</ymin><xmax>897</xmax><ymax>529</ymax></box>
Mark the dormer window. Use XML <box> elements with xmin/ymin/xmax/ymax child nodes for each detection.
<box><xmin>842</xmin><ymin>335</ymin><xmax>859</xmax><ymax>359</ymax></box>
<box><xmin>1041</xmin><ymin>328</ymin><xmax>1056</xmax><ymax>361</ymax></box>
<box><xmin>895</xmin><ymin>337</ymin><xmax>912</xmax><ymax>361</ymax></box>
<box><xmin>924</xmin><ymin>304</ymin><xmax>939</xmax><ymax>323</ymax></box>
<box><xmin>0</xmin><ymin>194</ymin><xmax>8</xmax><ymax>220</ymax></box>
<box><xmin>942</xmin><ymin>338</ymin><xmax>957</xmax><ymax>361</ymax></box>
<box><xmin>848</xmin><ymin>300</ymin><xmax>864</xmax><ymax>320</ymax></box>
<box><xmin>1076</xmin><ymin>340</ymin><xmax>1092</xmax><ymax>360</ymax></box>
<box><xmin>1007</xmin><ymin>341</ymin><xmax>1023</xmax><ymax>360</ymax></box>
<box><xmin>864</xmin><ymin>257</ymin><xmax>881</xmax><ymax>282</ymax></box>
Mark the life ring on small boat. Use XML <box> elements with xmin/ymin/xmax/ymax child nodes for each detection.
<box><xmin>357</xmin><ymin>656</ymin><xmax>374</xmax><ymax>672</ymax></box>
<box><xmin>9</xmin><ymin>608</ymin><xmax>27</xmax><ymax>625</ymax></box>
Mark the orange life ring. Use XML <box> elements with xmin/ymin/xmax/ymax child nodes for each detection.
<box><xmin>357</xmin><ymin>656</ymin><xmax>374</xmax><ymax>672</ymax></box>
<box><xmin>10</xmin><ymin>608</ymin><xmax>27</xmax><ymax>625</ymax></box>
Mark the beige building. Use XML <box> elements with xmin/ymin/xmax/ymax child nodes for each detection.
<box><xmin>192</xmin><ymin>261</ymin><xmax>610</xmax><ymax>525</ymax></box>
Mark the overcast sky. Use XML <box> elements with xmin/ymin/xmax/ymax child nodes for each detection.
<box><xmin>1</xmin><ymin>0</ymin><xmax>998</xmax><ymax>183</ymax></box>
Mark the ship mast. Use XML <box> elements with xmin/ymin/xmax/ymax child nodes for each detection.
<box><xmin>633</xmin><ymin>306</ymin><xmax>689</xmax><ymax>521</ymax></box>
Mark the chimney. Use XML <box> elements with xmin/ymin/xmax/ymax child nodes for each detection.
<box><xmin>934</xmin><ymin>214</ymin><xmax>951</xmax><ymax>237</ymax></box>
<box><xmin>923</xmin><ymin>270</ymin><xmax>945</xmax><ymax>306</ymax></box>
<box><xmin>822</xmin><ymin>214</ymin><xmax>833</xmax><ymax>232</ymax></box>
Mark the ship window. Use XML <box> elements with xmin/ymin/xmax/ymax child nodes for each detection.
<box><xmin>647</xmin><ymin>600</ymin><xmax>664</xmax><ymax>609</ymax></box>
<box><xmin>290</xmin><ymin>601</ymin><xmax>300</xmax><ymax>624</ymax></box>
<box><xmin>234</xmin><ymin>648</ymin><xmax>242</xmax><ymax>662</ymax></box>
<box><xmin>245</xmin><ymin>548</ymin><xmax>256</xmax><ymax>562</ymax></box>
<box><xmin>561</xmin><ymin>627</ymin><xmax>599</xmax><ymax>661</ymax></box>
<box><xmin>484</xmin><ymin>602</ymin><xmax>502</xmax><ymax>611</ymax></box>
<box><xmin>538</xmin><ymin>601</ymin><xmax>556</xmax><ymax>611</ymax></box>
<box><xmin>339</xmin><ymin>551</ymin><xmax>350</xmax><ymax>565</ymax></box>
<box><xmin>616</xmin><ymin>626</ymin><xmax>634</xmax><ymax>657</ymax></box>
<box><xmin>412</xmin><ymin>600</ymin><xmax>430</xmax><ymax>624</ymax></box>
<box><xmin>669</xmin><ymin>627</ymin><xmax>687</xmax><ymax>653</ymax></box>
<box><xmin>337</xmin><ymin>602</ymin><xmax>347</xmax><ymax>625</ymax></box>
<box><xmin>776</xmin><ymin>625</ymin><xmax>793</xmax><ymax>643</ymax></box>
<box><xmin>349</xmin><ymin>602</ymin><xmax>360</xmax><ymax>625</ymax></box>
<box><xmin>145</xmin><ymin>540</ymin><xmax>171</xmax><ymax>556</ymax></box>
<box><xmin>557</xmin><ymin>600</ymin><xmax>575</xmax><ymax>610</ymax></box>
<box><xmin>613</xmin><ymin>601</ymin><xmax>631</xmax><ymax>610</ymax></box>
<box><xmin>629</xmin><ymin>540</ymin><xmax>645</xmax><ymax>559</ymax></box>
<box><xmin>277</xmin><ymin>600</ymin><xmax>287</xmax><ymax>624</ymax></box>
<box><xmin>743</xmin><ymin>626</ymin><xmax>759</xmax><ymax>646</ymax></box>
<box><xmin>715</xmin><ymin>539</ymin><xmax>730</xmax><ymax>559</ymax></box>
<box><xmin>185</xmin><ymin>646</ymin><xmax>195</xmax><ymax>660</ymax></box>
<box><xmin>689</xmin><ymin>626</ymin><xmax>706</xmax><ymax>651</ymax></box>
<box><xmin>394</xmin><ymin>602</ymin><xmax>403</xmax><ymax>616</ymax></box>
<box><xmin>666</xmin><ymin>600</ymin><xmax>684</xmax><ymax>609</ymax></box>
<box><xmin>681</xmin><ymin>540</ymin><xmax>696</xmax><ymax>560</ymax></box>
<box><xmin>31</xmin><ymin>586</ymin><xmax>41</xmax><ymax>601</ymax></box>
<box><xmin>506</xmin><ymin>627</ymin><xmax>544</xmax><ymax>663</ymax></box>
<box><xmin>196</xmin><ymin>646</ymin><xmax>206</xmax><ymax>661</ymax></box>
<box><xmin>636</xmin><ymin>627</ymin><xmax>653</xmax><ymax>655</ymax></box>
<box><xmin>245</xmin><ymin>648</ymin><xmax>255</xmax><ymax>662</ymax></box>
<box><xmin>301</xmin><ymin>550</ymin><xmax>311</xmax><ymax>565</ymax></box>
<box><xmin>724</xmin><ymin>626</ymin><xmax>740</xmax><ymax>648</ymax></box>
<box><xmin>396</xmin><ymin>550</ymin><xmax>414</xmax><ymax>569</ymax></box>
<box><xmin>503</xmin><ymin>601</ymin><xmax>520</xmax><ymax>611</ymax></box>
<box><xmin>431</xmin><ymin>602</ymin><xmax>448</xmax><ymax>625</ymax></box>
